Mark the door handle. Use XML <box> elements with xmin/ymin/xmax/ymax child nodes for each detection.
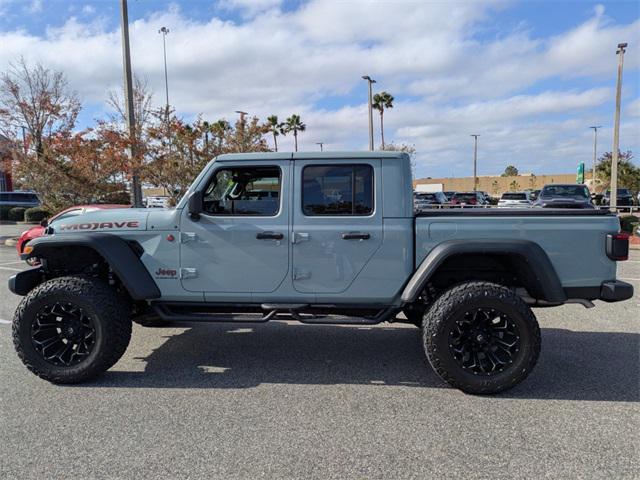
<box><xmin>341</xmin><ymin>232</ymin><xmax>371</xmax><ymax>240</ymax></box>
<box><xmin>256</xmin><ymin>231</ymin><xmax>284</xmax><ymax>240</ymax></box>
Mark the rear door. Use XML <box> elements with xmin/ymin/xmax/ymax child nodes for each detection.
<box><xmin>179</xmin><ymin>161</ymin><xmax>290</xmax><ymax>294</ymax></box>
<box><xmin>291</xmin><ymin>159</ymin><xmax>382</xmax><ymax>294</ymax></box>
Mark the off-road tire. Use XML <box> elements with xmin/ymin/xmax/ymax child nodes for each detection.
<box><xmin>423</xmin><ymin>281</ymin><xmax>541</xmax><ymax>395</ymax></box>
<box><xmin>12</xmin><ymin>276</ymin><xmax>132</xmax><ymax>384</ymax></box>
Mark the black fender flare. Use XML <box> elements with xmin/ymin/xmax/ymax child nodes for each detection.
<box><xmin>401</xmin><ymin>239</ymin><xmax>566</xmax><ymax>304</ymax></box>
<box><xmin>12</xmin><ymin>233</ymin><xmax>160</xmax><ymax>300</ymax></box>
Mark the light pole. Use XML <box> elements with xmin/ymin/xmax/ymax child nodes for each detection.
<box><xmin>235</xmin><ymin>110</ymin><xmax>248</xmax><ymax>123</ymax></box>
<box><xmin>362</xmin><ymin>75</ymin><xmax>376</xmax><ymax>151</ymax></box>
<box><xmin>316</xmin><ymin>142</ymin><xmax>324</xmax><ymax>151</ymax></box>
<box><xmin>471</xmin><ymin>134</ymin><xmax>480</xmax><ymax>192</ymax></box>
<box><xmin>158</xmin><ymin>26</ymin><xmax>170</xmax><ymax>120</ymax></box>
<box><xmin>589</xmin><ymin>126</ymin><xmax>601</xmax><ymax>183</ymax></box>
<box><xmin>610</xmin><ymin>42</ymin><xmax>627</xmax><ymax>211</ymax></box>
<box><xmin>120</xmin><ymin>0</ymin><xmax>143</xmax><ymax>207</ymax></box>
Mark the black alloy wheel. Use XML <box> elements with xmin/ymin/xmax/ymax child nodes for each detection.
<box><xmin>448</xmin><ymin>307</ymin><xmax>520</xmax><ymax>376</ymax></box>
<box><xmin>31</xmin><ymin>302</ymin><xmax>97</xmax><ymax>367</ymax></box>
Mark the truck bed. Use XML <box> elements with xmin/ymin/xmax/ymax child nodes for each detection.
<box><xmin>414</xmin><ymin>209</ymin><xmax>620</xmax><ymax>290</ymax></box>
<box><xmin>416</xmin><ymin>208</ymin><xmax>613</xmax><ymax>217</ymax></box>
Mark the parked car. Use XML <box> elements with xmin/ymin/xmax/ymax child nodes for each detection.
<box><xmin>450</xmin><ymin>191</ymin><xmax>489</xmax><ymax>207</ymax></box>
<box><xmin>9</xmin><ymin>151</ymin><xmax>633</xmax><ymax>395</ymax></box>
<box><xmin>413</xmin><ymin>191</ymin><xmax>448</xmax><ymax>211</ymax></box>
<box><xmin>498</xmin><ymin>191</ymin><xmax>533</xmax><ymax>208</ymax></box>
<box><xmin>601</xmin><ymin>188</ymin><xmax>635</xmax><ymax>211</ymax></box>
<box><xmin>0</xmin><ymin>191</ymin><xmax>40</xmax><ymax>208</ymax></box>
<box><xmin>16</xmin><ymin>204</ymin><xmax>130</xmax><ymax>264</ymax></box>
<box><xmin>533</xmin><ymin>184</ymin><xmax>595</xmax><ymax>209</ymax></box>
<box><xmin>442</xmin><ymin>191</ymin><xmax>456</xmax><ymax>202</ymax></box>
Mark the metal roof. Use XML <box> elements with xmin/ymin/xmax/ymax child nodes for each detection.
<box><xmin>215</xmin><ymin>151</ymin><xmax>407</xmax><ymax>162</ymax></box>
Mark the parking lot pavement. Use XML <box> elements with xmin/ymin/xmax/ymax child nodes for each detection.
<box><xmin>0</xmin><ymin>245</ymin><xmax>638</xmax><ymax>479</ymax></box>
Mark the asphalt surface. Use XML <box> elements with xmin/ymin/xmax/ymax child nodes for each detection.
<box><xmin>0</xmin><ymin>245</ymin><xmax>638</xmax><ymax>479</ymax></box>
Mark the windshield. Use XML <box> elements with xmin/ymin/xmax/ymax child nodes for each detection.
<box><xmin>415</xmin><ymin>193</ymin><xmax>437</xmax><ymax>201</ymax></box>
<box><xmin>501</xmin><ymin>193</ymin><xmax>526</xmax><ymax>200</ymax></box>
<box><xmin>454</xmin><ymin>193</ymin><xmax>477</xmax><ymax>201</ymax></box>
<box><xmin>540</xmin><ymin>185</ymin><xmax>589</xmax><ymax>199</ymax></box>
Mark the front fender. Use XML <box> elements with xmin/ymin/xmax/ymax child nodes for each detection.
<box><xmin>16</xmin><ymin>233</ymin><xmax>160</xmax><ymax>300</ymax></box>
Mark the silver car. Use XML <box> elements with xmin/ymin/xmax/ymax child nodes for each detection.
<box><xmin>498</xmin><ymin>191</ymin><xmax>532</xmax><ymax>208</ymax></box>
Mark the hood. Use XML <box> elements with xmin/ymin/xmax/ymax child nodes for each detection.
<box><xmin>52</xmin><ymin>208</ymin><xmax>150</xmax><ymax>234</ymax></box>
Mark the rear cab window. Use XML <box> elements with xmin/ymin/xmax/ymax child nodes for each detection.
<box><xmin>501</xmin><ymin>193</ymin><xmax>527</xmax><ymax>200</ymax></box>
<box><xmin>302</xmin><ymin>165</ymin><xmax>374</xmax><ymax>216</ymax></box>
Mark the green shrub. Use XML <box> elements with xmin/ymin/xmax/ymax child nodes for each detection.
<box><xmin>620</xmin><ymin>215</ymin><xmax>639</xmax><ymax>233</ymax></box>
<box><xmin>8</xmin><ymin>207</ymin><xmax>26</xmax><ymax>222</ymax></box>
<box><xmin>24</xmin><ymin>206</ymin><xmax>51</xmax><ymax>223</ymax></box>
<box><xmin>0</xmin><ymin>205</ymin><xmax>15</xmax><ymax>221</ymax></box>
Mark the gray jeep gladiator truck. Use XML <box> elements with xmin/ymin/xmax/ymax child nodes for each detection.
<box><xmin>9</xmin><ymin>152</ymin><xmax>633</xmax><ymax>394</ymax></box>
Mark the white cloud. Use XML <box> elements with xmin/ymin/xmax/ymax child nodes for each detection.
<box><xmin>26</xmin><ymin>0</ymin><xmax>42</xmax><ymax>14</ymax></box>
<box><xmin>0</xmin><ymin>0</ymin><xmax>637</xmax><ymax>177</ymax></box>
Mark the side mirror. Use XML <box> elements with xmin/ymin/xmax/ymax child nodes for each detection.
<box><xmin>40</xmin><ymin>218</ymin><xmax>48</xmax><ymax>227</ymax></box>
<box><xmin>188</xmin><ymin>191</ymin><xmax>203</xmax><ymax>221</ymax></box>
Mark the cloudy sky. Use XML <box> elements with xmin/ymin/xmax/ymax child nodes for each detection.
<box><xmin>0</xmin><ymin>0</ymin><xmax>638</xmax><ymax>178</ymax></box>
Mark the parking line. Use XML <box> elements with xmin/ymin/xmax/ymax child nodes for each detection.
<box><xmin>0</xmin><ymin>261</ymin><xmax>24</xmax><ymax>266</ymax></box>
<box><xmin>0</xmin><ymin>319</ymin><xmax>11</xmax><ymax>325</ymax></box>
<box><xmin>0</xmin><ymin>266</ymin><xmax>22</xmax><ymax>272</ymax></box>
<box><xmin>620</xmin><ymin>277</ymin><xmax>640</xmax><ymax>281</ymax></box>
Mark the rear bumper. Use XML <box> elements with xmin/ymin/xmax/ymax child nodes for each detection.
<box><xmin>600</xmin><ymin>280</ymin><xmax>634</xmax><ymax>302</ymax></box>
<box><xmin>564</xmin><ymin>280</ymin><xmax>634</xmax><ymax>303</ymax></box>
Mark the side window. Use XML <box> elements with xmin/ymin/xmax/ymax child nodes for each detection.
<box><xmin>302</xmin><ymin>164</ymin><xmax>374</xmax><ymax>216</ymax></box>
<box><xmin>202</xmin><ymin>166</ymin><xmax>281</xmax><ymax>216</ymax></box>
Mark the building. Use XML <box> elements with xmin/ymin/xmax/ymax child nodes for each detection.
<box><xmin>0</xmin><ymin>135</ymin><xmax>14</xmax><ymax>191</ymax></box>
<box><xmin>414</xmin><ymin>172</ymin><xmax>595</xmax><ymax>197</ymax></box>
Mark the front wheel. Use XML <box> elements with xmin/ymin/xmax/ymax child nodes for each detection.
<box><xmin>12</xmin><ymin>276</ymin><xmax>132</xmax><ymax>384</ymax></box>
<box><xmin>423</xmin><ymin>281</ymin><xmax>540</xmax><ymax>395</ymax></box>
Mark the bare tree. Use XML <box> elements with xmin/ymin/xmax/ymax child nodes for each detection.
<box><xmin>0</xmin><ymin>57</ymin><xmax>80</xmax><ymax>159</ymax></box>
<box><xmin>106</xmin><ymin>75</ymin><xmax>153</xmax><ymax>134</ymax></box>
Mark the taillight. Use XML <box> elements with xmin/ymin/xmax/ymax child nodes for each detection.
<box><xmin>606</xmin><ymin>233</ymin><xmax>629</xmax><ymax>261</ymax></box>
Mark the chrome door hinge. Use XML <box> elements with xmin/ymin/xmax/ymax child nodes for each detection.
<box><xmin>293</xmin><ymin>269</ymin><xmax>311</xmax><ymax>280</ymax></box>
<box><xmin>181</xmin><ymin>232</ymin><xmax>197</xmax><ymax>243</ymax></box>
<box><xmin>180</xmin><ymin>268</ymin><xmax>198</xmax><ymax>279</ymax></box>
<box><xmin>291</xmin><ymin>232</ymin><xmax>310</xmax><ymax>244</ymax></box>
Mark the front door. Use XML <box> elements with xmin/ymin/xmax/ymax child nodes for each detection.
<box><xmin>291</xmin><ymin>159</ymin><xmax>383</xmax><ymax>294</ymax></box>
<box><xmin>180</xmin><ymin>161</ymin><xmax>290</xmax><ymax>294</ymax></box>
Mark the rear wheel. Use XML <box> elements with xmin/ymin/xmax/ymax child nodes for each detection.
<box><xmin>423</xmin><ymin>281</ymin><xmax>540</xmax><ymax>394</ymax></box>
<box><xmin>12</xmin><ymin>276</ymin><xmax>132</xmax><ymax>384</ymax></box>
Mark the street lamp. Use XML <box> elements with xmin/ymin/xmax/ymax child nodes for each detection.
<box><xmin>589</xmin><ymin>126</ymin><xmax>602</xmax><ymax>183</ymax></box>
<box><xmin>119</xmin><ymin>0</ymin><xmax>142</xmax><ymax>207</ymax></box>
<box><xmin>471</xmin><ymin>134</ymin><xmax>480</xmax><ymax>192</ymax></box>
<box><xmin>316</xmin><ymin>142</ymin><xmax>324</xmax><ymax>152</ymax></box>
<box><xmin>362</xmin><ymin>75</ymin><xmax>376</xmax><ymax>151</ymax></box>
<box><xmin>158</xmin><ymin>26</ymin><xmax>170</xmax><ymax>119</ymax></box>
<box><xmin>235</xmin><ymin>110</ymin><xmax>248</xmax><ymax>123</ymax></box>
<box><xmin>610</xmin><ymin>42</ymin><xmax>627</xmax><ymax>211</ymax></box>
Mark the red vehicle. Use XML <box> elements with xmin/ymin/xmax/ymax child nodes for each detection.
<box><xmin>16</xmin><ymin>204</ymin><xmax>130</xmax><ymax>263</ymax></box>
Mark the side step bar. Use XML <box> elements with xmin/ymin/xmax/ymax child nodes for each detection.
<box><xmin>151</xmin><ymin>302</ymin><xmax>398</xmax><ymax>325</ymax></box>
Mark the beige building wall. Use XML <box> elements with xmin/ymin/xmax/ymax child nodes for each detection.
<box><xmin>414</xmin><ymin>172</ymin><xmax>595</xmax><ymax>197</ymax></box>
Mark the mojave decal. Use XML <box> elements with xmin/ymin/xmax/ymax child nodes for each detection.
<box><xmin>58</xmin><ymin>221</ymin><xmax>141</xmax><ymax>231</ymax></box>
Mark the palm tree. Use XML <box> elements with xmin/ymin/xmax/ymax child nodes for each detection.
<box><xmin>211</xmin><ymin>119</ymin><xmax>230</xmax><ymax>149</ymax></box>
<box><xmin>282</xmin><ymin>114</ymin><xmax>306</xmax><ymax>152</ymax></box>
<box><xmin>372</xmin><ymin>91</ymin><xmax>394</xmax><ymax>148</ymax></box>
<box><xmin>266</xmin><ymin>115</ymin><xmax>281</xmax><ymax>152</ymax></box>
